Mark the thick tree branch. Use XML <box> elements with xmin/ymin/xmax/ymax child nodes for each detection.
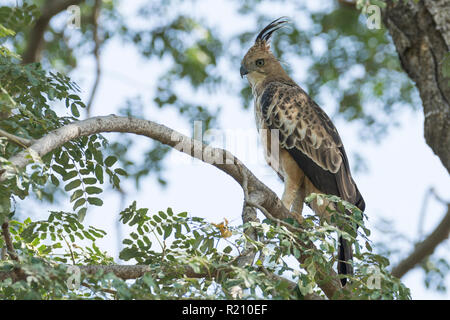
<box><xmin>391</xmin><ymin>204</ymin><xmax>450</xmax><ymax>279</ymax></box>
<box><xmin>22</xmin><ymin>0</ymin><xmax>84</xmax><ymax>64</ymax></box>
<box><xmin>0</xmin><ymin>114</ymin><xmax>342</xmax><ymax>298</ymax></box>
<box><xmin>383</xmin><ymin>0</ymin><xmax>450</xmax><ymax>173</ymax></box>
<box><xmin>1</xmin><ymin>219</ymin><xmax>18</xmax><ymax>262</ymax></box>
<box><xmin>82</xmin><ymin>264</ymin><xmax>321</xmax><ymax>299</ymax></box>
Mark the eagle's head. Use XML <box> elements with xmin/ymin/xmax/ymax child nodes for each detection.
<box><xmin>240</xmin><ymin>17</ymin><xmax>289</xmax><ymax>90</ymax></box>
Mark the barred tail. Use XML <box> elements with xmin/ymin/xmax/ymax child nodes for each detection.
<box><xmin>338</xmin><ymin>236</ymin><xmax>353</xmax><ymax>286</ymax></box>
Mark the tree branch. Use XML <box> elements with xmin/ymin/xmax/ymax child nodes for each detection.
<box><xmin>0</xmin><ymin>128</ymin><xmax>33</xmax><ymax>147</ymax></box>
<box><xmin>1</xmin><ymin>219</ymin><xmax>18</xmax><ymax>262</ymax></box>
<box><xmin>82</xmin><ymin>264</ymin><xmax>322</xmax><ymax>299</ymax></box>
<box><xmin>22</xmin><ymin>0</ymin><xmax>84</xmax><ymax>64</ymax></box>
<box><xmin>0</xmin><ymin>114</ymin><xmax>343</xmax><ymax>298</ymax></box>
<box><xmin>391</xmin><ymin>203</ymin><xmax>450</xmax><ymax>279</ymax></box>
<box><xmin>383</xmin><ymin>0</ymin><xmax>450</xmax><ymax>173</ymax></box>
<box><xmin>337</xmin><ymin>0</ymin><xmax>356</xmax><ymax>7</ymax></box>
<box><xmin>85</xmin><ymin>0</ymin><xmax>102</xmax><ymax>116</ymax></box>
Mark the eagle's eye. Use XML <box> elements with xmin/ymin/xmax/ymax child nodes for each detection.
<box><xmin>255</xmin><ymin>59</ymin><xmax>265</xmax><ymax>67</ymax></box>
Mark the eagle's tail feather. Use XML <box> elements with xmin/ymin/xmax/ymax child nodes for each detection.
<box><xmin>338</xmin><ymin>236</ymin><xmax>353</xmax><ymax>286</ymax></box>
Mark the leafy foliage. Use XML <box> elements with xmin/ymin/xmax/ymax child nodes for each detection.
<box><xmin>0</xmin><ymin>199</ymin><xmax>410</xmax><ymax>299</ymax></box>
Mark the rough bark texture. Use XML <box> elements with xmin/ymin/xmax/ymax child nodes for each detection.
<box><xmin>383</xmin><ymin>0</ymin><xmax>450</xmax><ymax>173</ymax></box>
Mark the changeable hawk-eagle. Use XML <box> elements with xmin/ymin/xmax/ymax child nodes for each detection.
<box><xmin>240</xmin><ymin>17</ymin><xmax>365</xmax><ymax>285</ymax></box>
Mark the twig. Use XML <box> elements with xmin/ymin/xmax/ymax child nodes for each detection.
<box><xmin>85</xmin><ymin>0</ymin><xmax>102</xmax><ymax>116</ymax></box>
<box><xmin>81</xmin><ymin>281</ymin><xmax>117</xmax><ymax>296</ymax></box>
<box><xmin>392</xmin><ymin>203</ymin><xmax>450</xmax><ymax>279</ymax></box>
<box><xmin>258</xmin><ymin>266</ymin><xmax>324</xmax><ymax>300</ymax></box>
<box><xmin>1</xmin><ymin>219</ymin><xmax>19</xmax><ymax>261</ymax></box>
<box><xmin>418</xmin><ymin>187</ymin><xmax>448</xmax><ymax>239</ymax></box>
<box><xmin>0</xmin><ymin>128</ymin><xmax>33</xmax><ymax>148</ymax></box>
<box><xmin>61</xmin><ymin>234</ymin><xmax>76</xmax><ymax>265</ymax></box>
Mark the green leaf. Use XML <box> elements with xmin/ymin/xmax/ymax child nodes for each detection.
<box><xmin>85</xmin><ymin>186</ymin><xmax>102</xmax><ymax>195</ymax></box>
<box><xmin>62</xmin><ymin>170</ymin><xmax>78</xmax><ymax>181</ymax></box>
<box><xmin>65</xmin><ymin>179</ymin><xmax>81</xmax><ymax>191</ymax></box>
<box><xmin>122</xmin><ymin>239</ymin><xmax>133</xmax><ymax>245</ymax></box>
<box><xmin>223</xmin><ymin>246</ymin><xmax>232</xmax><ymax>254</ymax></box>
<box><xmin>83</xmin><ymin>177</ymin><xmax>97</xmax><ymax>185</ymax></box>
<box><xmin>163</xmin><ymin>226</ymin><xmax>172</xmax><ymax>239</ymax></box>
<box><xmin>94</xmin><ymin>165</ymin><xmax>104</xmax><ymax>184</ymax></box>
<box><xmin>52</xmin><ymin>164</ymin><xmax>66</xmax><ymax>176</ymax></box>
<box><xmin>50</xmin><ymin>174</ymin><xmax>59</xmax><ymax>186</ymax></box>
<box><xmin>87</xmin><ymin>197</ymin><xmax>103</xmax><ymax>206</ymax></box>
<box><xmin>71</xmin><ymin>103</ymin><xmax>80</xmax><ymax>117</ymax></box>
<box><xmin>77</xmin><ymin>207</ymin><xmax>87</xmax><ymax>221</ymax></box>
<box><xmin>158</xmin><ymin>211</ymin><xmax>167</xmax><ymax>219</ymax></box>
<box><xmin>104</xmin><ymin>156</ymin><xmax>117</xmax><ymax>167</ymax></box>
<box><xmin>114</xmin><ymin>168</ymin><xmax>127</xmax><ymax>176</ymax></box>
<box><xmin>70</xmin><ymin>189</ymin><xmax>84</xmax><ymax>202</ymax></box>
<box><xmin>73</xmin><ymin>198</ymin><xmax>86</xmax><ymax>210</ymax></box>
<box><xmin>178</xmin><ymin>212</ymin><xmax>188</xmax><ymax>218</ymax></box>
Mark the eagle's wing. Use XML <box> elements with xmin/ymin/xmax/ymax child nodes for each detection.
<box><xmin>258</xmin><ymin>81</ymin><xmax>365</xmax><ymax>211</ymax></box>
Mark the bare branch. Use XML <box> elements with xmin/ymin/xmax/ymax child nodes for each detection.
<box><xmin>85</xmin><ymin>0</ymin><xmax>102</xmax><ymax>116</ymax></box>
<box><xmin>81</xmin><ymin>281</ymin><xmax>117</xmax><ymax>295</ymax></box>
<box><xmin>22</xmin><ymin>0</ymin><xmax>85</xmax><ymax>64</ymax></box>
<box><xmin>0</xmin><ymin>128</ymin><xmax>33</xmax><ymax>147</ymax></box>
<box><xmin>392</xmin><ymin>204</ymin><xmax>450</xmax><ymax>279</ymax></box>
<box><xmin>1</xmin><ymin>219</ymin><xmax>19</xmax><ymax>261</ymax></box>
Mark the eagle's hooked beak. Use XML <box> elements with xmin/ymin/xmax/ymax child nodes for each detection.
<box><xmin>240</xmin><ymin>65</ymin><xmax>248</xmax><ymax>78</ymax></box>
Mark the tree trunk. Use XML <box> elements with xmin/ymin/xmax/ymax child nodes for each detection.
<box><xmin>383</xmin><ymin>0</ymin><xmax>450</xmax><ymax>174</ymax></box>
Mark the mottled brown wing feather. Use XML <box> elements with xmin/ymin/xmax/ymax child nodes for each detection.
<box><xmin>258</xmin><ymin>81</ymin><xmax>365</xmax><ymax>210</ymax></box>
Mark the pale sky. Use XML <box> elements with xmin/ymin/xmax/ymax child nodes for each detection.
<box><xmin>14</xmin><ymin>0</ymin><xmax>450</xmax><ymax>299</ymax></box>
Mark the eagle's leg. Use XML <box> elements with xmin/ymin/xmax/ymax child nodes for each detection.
<box><xmin>281</xmin><ymin>179</ymin><xmax>297</xmax><ymax>211</ymax></box>
<box><xmin>280</xmin><ymin>149</ymin><xmax>305</xmax><ymax>224</ymax></box>
<box><xmin>292</xmin><ymin>183</ymin><xmax>305</xmax><ymax>216</ymax></box>
<box><xmin>281</xmin><ymin>180</ymin><xmax>305</xmax><ymax>224</ymax></box>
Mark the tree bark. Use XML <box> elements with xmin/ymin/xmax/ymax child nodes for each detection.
<box><xmin>383</xmin><ymin>0</ymin><xmax>450</xmax><ymax>173</ymax></box>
